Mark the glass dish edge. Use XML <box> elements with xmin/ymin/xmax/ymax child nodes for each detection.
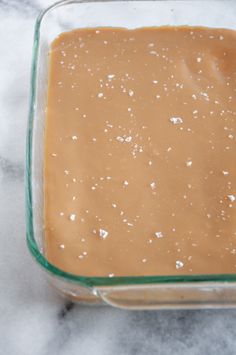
<box><xmin>25</xmin><ymin>0</ymin><xmax>236</xmax><ymax>288</ymax></box>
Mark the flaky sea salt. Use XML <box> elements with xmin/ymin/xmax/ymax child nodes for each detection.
<box><xmin>155</xmin><ymin>231</ymin><xmax>163</xmax><ymax>238</ymax></box>
<box><xmin>186</xmin><ymin>160</ymin><xmax>192</xmax><ymax>167</ymax></box>
<box><xmin>176</xmin><ymin>260</ymin><xmax>184</xmax><ymax>269</ymax></box>
<box><xmin>150</xmin><ymin>50</ymin><xmax>158</xmax><ymax>56</ymax></box>
<box><xmin>69</xmin><ymin>214</ymin><xmax>76</xmax><ymax>221</ymax></box>
<box><xmin>128</xmin><ymin>89</ymin><xmax>134</xmax><ymax>97</ymax></box>
<box><xmin>170</xmin><ymin>117</ymin><xmax>183</xmax><ymax>125</ymax></box>
<box><xmin>116</xmin><ymin>136</ymin><xmax>125</xmax><ymax>143</ymax></box>
<box><xmin>227</xmin><ymin>195</ymin><xmax>236</xmax><ymax>202</ymax></box>
<box><xmin>125</xmin><ymin>136</ymin><xmax>132</xmax><ymax>142</ymax></box>
<box><xmin>99</xmin><ymin>228</ymin><xmax>109</xmax><ymax>239</ymax></box>
<box><xmin>150</xmin><ymin>182</ymin><xmax>156</xmax><ymax>190</ymax></box>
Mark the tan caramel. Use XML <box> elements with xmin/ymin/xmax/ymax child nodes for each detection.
<box><xmin>45</xmin><ymin>27</ymin><xmax>236</xmax><ymax>277</ymax></box>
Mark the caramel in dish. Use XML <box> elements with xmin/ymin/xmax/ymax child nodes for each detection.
<box><xmin>45</xmin><ymin>26</ymin><xmax>236</xmax><ymax>277</ymax></box>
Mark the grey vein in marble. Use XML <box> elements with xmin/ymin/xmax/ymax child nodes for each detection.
<box><xmin>0</xmin><ymin>0</ymin><xmax>40</xmax><ymax>14</ymax></box>
<box><xmin>0</xmin><ymin>156</ymin><xmax>24</xmax><ymax>180</ymax></box>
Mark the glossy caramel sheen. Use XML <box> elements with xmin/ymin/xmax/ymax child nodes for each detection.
<box><xmin>45</xmin><ymin>27</ymin><xmax>236</xmax><ymax>277</ymax></box>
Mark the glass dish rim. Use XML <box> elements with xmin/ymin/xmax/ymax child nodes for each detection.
<box><xmin>26</xmin><ymin>0</ymin><xmax>236</xmax><ymax>288</ymax></box>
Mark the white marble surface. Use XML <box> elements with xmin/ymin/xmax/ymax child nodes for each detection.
<box><xmin>1</xmin><ymin>1</ymin><xmax>236</xmax><ymax>354</ymax></box>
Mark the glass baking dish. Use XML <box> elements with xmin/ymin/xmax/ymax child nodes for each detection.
<box><xmin>26</xmin><ymin>0</ymin><xmax>236</xmax><ymax>309</ymax></box>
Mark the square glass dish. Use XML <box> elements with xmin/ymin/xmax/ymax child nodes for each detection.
<box><xmin>26</xmin><ymin>0</ymin><xmax>236</xmax><ymax>309</ymax></box>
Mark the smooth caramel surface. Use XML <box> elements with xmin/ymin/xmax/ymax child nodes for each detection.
<box><xmin>45</xmin><ymin>27</ymin><xmax>236</xmax><ymax>277</ymax></box>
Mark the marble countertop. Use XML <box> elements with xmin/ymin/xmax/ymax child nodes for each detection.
<box><xmin>1</xmin><ymin>1</ymin><xmax>236</xmax><ymax>354</ymax></box>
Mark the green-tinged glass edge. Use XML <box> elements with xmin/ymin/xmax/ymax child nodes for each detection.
<box><xmin>26</xmin><ymin>0</ymin><xmax>236</xmax><ymax>289</ymax></box>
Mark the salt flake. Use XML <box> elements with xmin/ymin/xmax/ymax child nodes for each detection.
<box><xmin>69</xmin><ymin>214</ymin><xmax>76</xmax><ymax>221</ymax></box>
<box><xmin>176</xmin><ymin>260</ymin><xmax>184</xmax><ymax>269</ymax></box>
<box><xmin>150</xmin><ymin>182</ymin><xmax>156</xmax><ymax>190</ymax></box>
<box><xmin>99</xmin><ymin>228</ymin><xmax>109</xmax><ymax>239</ymax></box>
<box><xmin>128</xmin><ymin>89</ymin><xmax>134</xmax><ymax>97</ymax></box>
<box><xmin>227</xmin><ymin>195</ymin><xmax>236</xmax><ymax>202</ymax></box>
<box><xmin>155</xmin><ymin>231</ymin><xmax>163</xmax><ymax>238</ymax></box>
<box><xmin>170</xmin><ymin>117</ymin><xmax>183</xmax><ymax>125</ymax></box>
<box><xmin>116</xmin><ymin>136</ymin><xmax>125</xmax><ymax>143</ymax></box>
<box><xmin>125</xmin><ymin>136</ymin><xmax>132</xmax><ymax>142</ymax></box>
<box><xmin>186</xmin><ymin>160</ymin><xmax>192</xmax><ymax>167</ymax></box>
